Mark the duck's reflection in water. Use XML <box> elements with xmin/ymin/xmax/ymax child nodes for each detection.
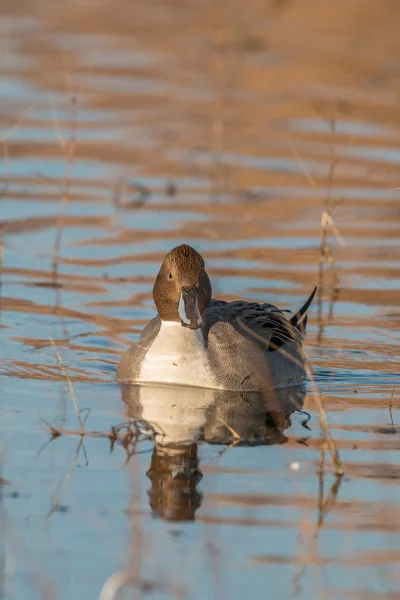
<box><xmin>147</xmin><ymin>443</ymin><xmax>203</xmax><ymax>521</ymax></box>
<box><xmin>121</xmin><ymin>384</ymin><xmax>306</xmax><ymax>522</ymax></box>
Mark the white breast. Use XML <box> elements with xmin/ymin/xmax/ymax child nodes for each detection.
<box><xmin>138</xmin><ymin>321</ymin><xmax>219</xmax><ymax>388</ymax></box>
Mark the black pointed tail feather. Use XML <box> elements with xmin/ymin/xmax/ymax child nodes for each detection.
<box><xmin>290</xmin><ymin>286</ymin><xmax>317</xmax><ymax>333</ymax></box>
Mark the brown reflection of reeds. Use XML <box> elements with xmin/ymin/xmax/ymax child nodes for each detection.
<box><xmin>0</xmin><ymin>214</ymin><xmax>110</xmax><ymax>235</ymax></box>
<box><xmin>3</xmin><ymin>265</ymin><xmax>151</xmax><ymax>289</ymax></box>
<box><xmin>198</xmin><ymin>513</ymin><xmax>400</xmax><ymax>535</ymax></box>
<box><xmin>252</xmin><ymin>549</ymin><xmax>400</xmax><ymax>567</ymax></box>
<box><xmin>284</xmin><ymin>435</ymin><xmax>400</xmax><ymax>453</ymax></box>
<box><xmin>0</xmin><ymin>296</ymin><xmax>131</xmax><ymax>335</ymax></box>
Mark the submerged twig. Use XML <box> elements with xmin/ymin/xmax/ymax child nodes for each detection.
<box><xmin>40</xmin><ymin>416</ymin><xmax>155</xmax><ymax>467</ymax></box>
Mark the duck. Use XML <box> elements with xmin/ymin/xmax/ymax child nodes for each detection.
<box><xmin>117</xmin><ymin>244</ymin><xmax>316</xmax><ymax>391</ymax></box>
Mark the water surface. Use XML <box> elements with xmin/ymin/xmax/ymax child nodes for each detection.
<box><xmin>0</xmin><ymin>1</ymin><xmax>400</xmax><ymax>599</ymax></box>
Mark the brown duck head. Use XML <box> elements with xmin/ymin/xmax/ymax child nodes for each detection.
<box><xmin>153</xmin><ymin>245</ymin><xmax>212</xmax><ymax>330</ymax></box>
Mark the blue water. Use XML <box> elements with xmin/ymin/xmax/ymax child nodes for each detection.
<box><xmin>1</xmin><ymin>3</ymin><xmax>400</xmax><ymax>600</ymax></box>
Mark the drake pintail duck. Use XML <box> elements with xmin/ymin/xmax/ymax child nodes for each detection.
<box><xmin>117</xmin><ymin>244</ymin><xmax>316</xmax><ymax>391</ymax></box>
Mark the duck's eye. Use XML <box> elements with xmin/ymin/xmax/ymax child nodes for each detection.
<box><xmin>168</xmin><ymin>273</ymin><xmax>173</xmax><ymax>279</ymax></box>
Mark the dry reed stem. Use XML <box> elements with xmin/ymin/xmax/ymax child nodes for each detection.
<box><xmin>318</xmin><ymin>213</ymin><xmax>343</xmax><ymax>337</ymax></box>
<box><xmin>48</xmin><ymin>337</ymin><xmax>84</xmax><ymax>434</ymax></box>
<box><xmin>304</xmin><ymin>361</ymin><xmax>343</xmax><ymax>474</ymax></box>
<box><xmin>215</xmin><ymin>438</ymin><xmax>241</xmax><ymax>462</ymax></box>
<box><xmin>320</xmin><ymin>211</ymin><xmax>345</xmax><ymax>248</ymax></box>
<box><xmin>317</xmin><ymin>217</ymin><xmax>327</xmax><ymax>339</ymax></box>
<box><xmin>40</xmin><ymin>417</ymin><xmax>154</xmax><ymax>458</ymax></box>
<box><xmin>317</xmin><ymin>471</ymin><xmax>342</xmax><ymax>531</ymax></box>
<box><xmin>291</xmin><ymin>118</ymin><xmax>343</xmax><ymax>343</ymax></box>
<box><xmin>215</xmin><ymin>413</ymin><xmax>241</xmax><ymax>440</ymax></box>
<box><xmin>51</xmin><ymin>95</ymin><xmax>77</xmax><ymax>286</ymax></box>
<box><xmin>317</xmin><ymin>117</ymin><xmax>344</xmax><ymax>341</ymax></box>
<box><xmin>236</xmin><ymin>318</ymin><xmax>343</xmax><ymax>474</ymax></box>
